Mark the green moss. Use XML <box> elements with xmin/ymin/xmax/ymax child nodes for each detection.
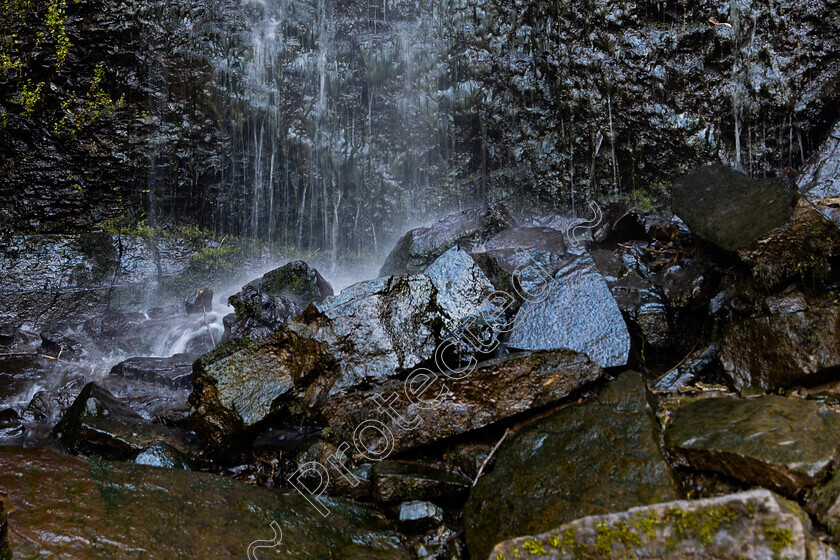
<box><xmin>14</xmin><ymin>79</ymin><xmax>43</xmax><ymax>116</ymax></box>
<box><xmin>762</xmin><ymin>521</ymin><xmax>792</xmax><ymax>558</ymax></box>
<box><xmin>55</xmin><ymin>64</ymin><xmax>124</xmax><ymax>136</ymax></box>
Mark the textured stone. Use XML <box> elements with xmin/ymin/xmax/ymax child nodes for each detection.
<box><xmin>508</xmin><ymin>253</ymin><xmax>631</xmax><ymax>368</ymax></box>
<box><xmin>720</xmin><ymin>307</ymin><xmax>840</xmax><ymax>390</ymax></box>
<box><xmin>380</xmin><ymin>204</ymin><xmax>517</xmax><ymax>276</ymax></box>
<box><xmin>464</xmin><ymin>371</ymin><xmax>678</xmax><ymax>560</ymax></box>
<box><xmin>109</xmin><ymin>354</ymin><xmax>194</xmax><ymax>390</ymax></box>
<box><xmin>665</xmin><ymin>395</ymin><xmax>840</xmax><ymax>495</ymax></box>
<box><xmin>798</xmin><ymin>121</ymin><xmax>840</xmax><ymax>228</ymax></box>
<box><xmin>372</xmin><ymin>461</ymin><xmax>471</xmax><ymax>503</ymax></box>
<box><xmin>184</xmin><ymin>287</ymin><xmax>213</xmax><ymax>314</ymax></box>
<box><xmin>489</xmin><ymin>490</ymin><xmax>836</xmax><ymax>560</ymax></box>
<box><xmin>0</xmin><ymin>446</ymin><xmax>412</xmax><ymax>559</ymax></box>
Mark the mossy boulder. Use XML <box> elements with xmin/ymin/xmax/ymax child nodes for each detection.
<box><xmin>0</xmin><ymin>446</ymin><xmax>412</xmax><ymax>559</ymax></box>
<box><xmin>226</xmin><ymin>260</ymin><xmax>333</xmax><ymax>340</ymax></box>
<box><xmin>665</xmin><ymin>395</ymin><xmax>840</xmax><ymax>495</ymax></box>
<box><xmin>489</xmin><ymin>490</ymin><xmax>834</xmax><ymax>560</ymax></box>
<box><xmin>464</xmin><ymin>371</ymin><xmax>679</xmax><ymax>560</ymax></box>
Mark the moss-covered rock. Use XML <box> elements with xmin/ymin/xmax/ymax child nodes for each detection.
<box><xmin>665</xmin><ymin>395</ymin><xmax>840</xmax><ymax>495</ymax></box>
<box><xmin>464</xmin><ymin>371</ymin><xmax>679</xmax><ymax>560</ymax></box>
<box><xmin>488</xmin><ymin>490</ymin><xmax>833</xmax><ymax>560</ymax></box>
<box><xmin>0</xmin><ymin>446</ymin><xmax>412</xmax><ymax>559</ymax></box>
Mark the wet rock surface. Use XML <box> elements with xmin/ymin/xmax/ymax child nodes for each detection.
<box><xmin>489</xmin><ymin>490</ymin><xmax>835</xmax><ymax>560</ymax></box>
<box><xmin>464</xmin><ymin>372</ymin><xmax>678</xmax><ymax>560</ymax></box>
<box><xmin>184</xmin><ymin>287</ymin><xmax>213</xmax><ymax>314</ymax></box>
<box><xmin>799</xmin><ymin>122</ymin><xmax>840</xmax><ymax>228</ymax></box>
<box><xmin>379</xmin><ymin>204</ymin><xmax>516</xmax><ymax>276</ymax></box>
<box><xmin>0</xmin><ymin>446</ymin><xmax>413</xmax><ymax>559</ymax></box>
<box><xmin>226</xmin><ymin>260</ymin><xmax>333</xmax><ymax>341</ymax></box>
<box><xmin>665</xmin><ymin>395</ymin><xmax>840</xmax><ymax>495</ymax></box>
<box><xmin>672</xmin><ymin>164</ymin><xmax>797</xmax><ymax>252</ymax></box>
<box><xmin>109</xmin><ymin>354</ymin><xmax>193</xmax><ymax>390</ymax></box>
<box><xmin>372</xmin><ymin>461</ymin><xmax>471</xmax><ymax>503</ymax></box>
<box><xmin>317</xmin><ymin>349</ymin><xmax>603</xmax><ymax>458</ymax></box>
<box><xmin>53</xmin><ymin>382</ymin><xmax>199</xmax><ymax>461</ymax></box>
<box><xmin>720</xmin><ymin>307</ymin><xmax>840</xmax><ymax>390</ymax></box>
<box><xmin>507</xmin><ymin>253</ymin><xmax>631</xmax><ymax>368</ymax></box>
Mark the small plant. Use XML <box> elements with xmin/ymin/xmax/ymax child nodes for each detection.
<box><xmin>55</xmin><ymin>64</ymin><xmax>124</xmax><ymax>135</ymax></box>
<box><xmin>15</xmin><ymin>79</ymin><xmax>44</xmax><ymax>116</ymax></box>
<box><xmin>44</xmin><ymin>0</ymin><xmax>70</xmax><ymax>69</ymax></box>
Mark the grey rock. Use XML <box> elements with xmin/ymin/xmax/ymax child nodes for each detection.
<box><xmin>508</xmin><ymin>253</ymin><xmax>631</xmax><ymax>368</ymax></box>
<box><xmin>134</xmin><ymin>443</ymin><xmax>194</xmax><ymax>470</ymax></box>
<box><xmin>380</xmin><ymin>204</ymin><xmax>517</xmax><ymax>276</ymax></box>
<box><xmin>399</xmin><ymin>500</ymin><xmax>445</xmax><ymax>532</ymax></box>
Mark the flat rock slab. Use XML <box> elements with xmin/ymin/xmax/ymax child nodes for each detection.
<box><xmin>507</xmin><ymin>253</ymin><xmax>631</xmax><ymax>368</ymax></box>
<box><xmin>720</xmin><ymin>308</ymin><xmax>840</xmax><ymax>391</ymax></box>
<box><xmin>317</xmin><ymin>349</ymin><xmax>603</xmax><ymax>458</ymax></box>
<box><xmin>109</xmin><ymin>354</ymin><xmax>194</xmax><ymax>390</ymax></box>
<box><xmin>672</xmin><ymin>164</ymin><xmax>796</xmax><ymax>252</ymax></box>
<box><xmin>798</xmin><ymin>121</ymin><xmax>840</xmax><ymax>228</ymax></box>
<box><xmin>0</xmin><ymin>446</ymin><xmax>412</xmax><ymax>559</ymax></box>
<box><xmin>664</xmin><ymin>395</ymin><xmax>840</xmax><ymax>495</ymax></box>
<box><xmin>488</xmin><ymin>490</ymin><xmax>835</xmax><ymax>560</ymax></box>
<box><xmin>464</xmin><ymin>371</ymin><xmax>678</xmax><ymax>560</ymax></box>
<box><xmin>372</xmin><ymin>460</ymin><xmax>472</xmax><ymax>503</ymax></box>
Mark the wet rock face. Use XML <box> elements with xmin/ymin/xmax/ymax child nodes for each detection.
<box><xmin>463</xmin><ymin>372</ymin><xmax>678</xmax><ymax>560</ymax></box>
<box><xmin>507</xmin><ymin>253</ymin><xmax>631</xmax><ymax>368</ymax></box>
<box><xmin>379</xmin><ymin>204</ymin><xmax>517</xmax><ymax>276</ymax></box>
<box><xmin>317</xmin><ymin>350</ymin><xmax>603</xmax><ymax>459</ymax></box>
<box><xmin>0</xmin><ymin>446</ymin><xmax>412</xmax><ymax>559</ymax></box>
<box><xmin>489</xmin><ymin>490</ymin><xmax>834</xmax><ymax>560</ymax></box>
<box><xmin>293</xmin><ymin>274</ymin><xmax>441</xmax><ymax>392</ymax></box>
<box><xmin>799</xmin><ymin>122</ymin><xmax>840</xmax><ymax>228</ymax></box>
<box><xmin>672</xmin><ymin>164</ymin><xmax>797</xmax><ymax>252</ymax></box>
<box><xmin>484</xmin><ymin>227</ymin><xmax>566</xmax><ymax>255</ymax></box>
<box><xmin>720</xmin><ymin>308</ymin><xmax>840</xmax><ymax>391</ymax></box>
<box><xmin>184</xmin><ymin>287</ymin><xmax>213</xmax><ymax>314</ymax></box>
<box><xmin>52</xmin><ymin>382</ymin><xmax>198</xmax><ymax>461</ymax></box>
<box><xmin>226</xmin><ymin>261</ymin><xmax>333</xmax><ymax>340</ymax></box>
<box><xmin>109</xmin><ymin>354</ymin><xmax>194</xmax><ymax>390</ymax></box>
<box><xmin>424</xmin><ymin>246</ymin><xmax>498</xmax><ymax>333</ymax></box>
<box><xmin>664</xmin><ymin>395</ymin><xmax>840</xmax><ymax>495</ymax></box>
<box><xmin>189</xmin><ymin>330</ymin><xmax>335</xmax><ymax>455</ymax></box>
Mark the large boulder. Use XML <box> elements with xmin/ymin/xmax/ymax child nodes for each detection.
<box><xmin>317</xmin><ymin>349</ymin><xmax>603</xmax><ymax>458</ymax></box>
<box><xmin>226</xmin><ymin>260</ymin><xmax>333</xmax><ymax>340</ymax></box>
<box><xmin>798</xmin><ymin>121</ymin><xmax>840</xmax><ymax>228</ymax></box>
<box><xmin>672</xmin><ymin>164</ymin><xmax>796</xmax><ymax>252</ymax></box>
<box><xmin>664</xmin><ymin>395</ymin><xmax>840</xmax><ymax>495</ymax></box>
<box><xmin>0</xmin><ymin>446</ymin><xmax>412</xmax><ymax>559</ymax></box>
<box><xmin>464</xmin><ymin>372</ymin><xmax>679</xmax><ymax>560</ymax></box>
<box><xmin>379</xmin><ymin>203</ymin><xmax>516</xmax><ymax>276</ymax></box>
<box><xmin>489</xmin><ymin>490</ymin><xmax>836</xmax><ymax>560</ymax></box>
<box><xmin>189</xmin><ymin>331</ymin><xmax>335</xmax><ymax>455</ymax></box>
<box><xmin>507</xmin><ymin>253</ymin><xmax>631</xmax><ymax>368</ymax></box>
<box><xmin>720</xmin><ymin>307</ymin><xmax>840</xmax><ymax>391</ymax></box>
<box><xmin>53</xmin><ymin>382</ymin><xmax>198</xmax><ymax>461</ymax></box>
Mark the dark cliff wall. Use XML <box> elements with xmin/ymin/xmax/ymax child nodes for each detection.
<box><xmin>1</xmin><ymin>0</ymin><xmax>838</xmax><ymax>250</ymax></box>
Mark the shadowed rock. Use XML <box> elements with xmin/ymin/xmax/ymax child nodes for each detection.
<box><xmin>720</xmin><ymin>307</ymin><xmax>840</xmax><ymax>390</ymax></box>
<box><xmin>379</xmin><ymin>204</ymin><xmax>516</xmax><ymax>276</ymax></box>
<box><xmin>184</xmin><ymin>287</ymin><xmax>213</xmax><ymax>314</ymax></box>
<box><xmin>372</xmin><ymin>461</ymin><xmax>471</xmax><ymax>503</ymax></box>
<box><xmin>0</xmin><ymin>446</ymin><xmax>412</xmax><ymax>559</ymax></box>
<box><xmin>672</xmin><ymin>164</ymin><xmax>796</xmax><ymax>252</ymax></box>
<box><xmin>53</xmin><ymin>382</ymin><xmax>199</xmax><ymax>461</ymax></box>
<box><xmin>507</xmin><ymin>253</ymin><xmax>630</xmax><ymax>368</ymax></box>
<box><xmin>664</xmin><ymin>395</ymin><xmax>840</xmax><ymax>495</ymax></box>
<box><xmin>489</xmin><ymin>490</ymin><xmax>835</xmax><ymax>560</ymax></box>
<box><xmin>464</xmin><ymin>372</ymin><xmax>678</xmax><ymax>560</ymax></box>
